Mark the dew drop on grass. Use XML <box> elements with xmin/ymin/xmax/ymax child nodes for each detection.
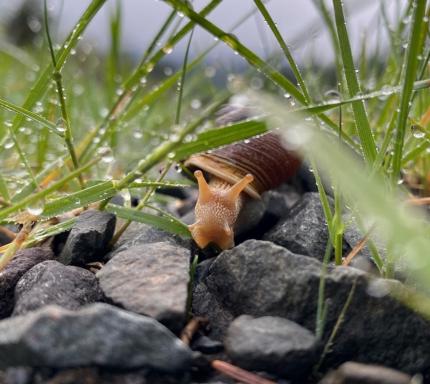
<box><xmin>140</xmin><ymin>77</ymin><xmax>147</xmax><ymax>85</ymax></box>
<box><xmin>283</xmin><ymin>93</ymin><xmax>291</xmax><ymax>99</ymax></box>
<box><xmin>4</xmin><ymin>141</ymin><xmax>14</xmax><ymax>149</ymax></box>
<box><xmin>163</xmin><ymin>67</ymin><xmax>173</xmax><ymax>76</ymax></box>
<box><xmin>190</xmin><ymin>99</ymin><xmax>201</xmax><ymax>109</ymax></box>
<box><xmin>162</xmin><ymin>45</ymin><xmax>173</xmax><ymax>55</ymax></box>
<box><xmin>27</xmin><ymin>204</ymin><xmax>43</xmax><ymax>216</ymax></box>
<box><xmin>133</xmin><ymin>130</ymin><xmax>143</xmax><ymax>139</ymax></box>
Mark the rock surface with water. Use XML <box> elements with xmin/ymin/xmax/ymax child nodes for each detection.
<box><xmin>192</xmin><ymin>239</ymin><xmax>430</xmax><ymax>374</ymax></box>
<box><xmin>97</xmin><ymin>242</ymin><xmax>190</xmax><ymax>331</ymax></box>
<box><xmin>0</xmin><ymin>247</ymin><xmax>53</xmax><ymax>319</ymax></box>
<box><xmin>13</xmin><ymin>260</ymin><xmax>103</xmax><ymax>316</ymax></box>
<box><xmin>225</xmin><ymin>315</ymin><xmax>318</xmax><ymax>377</ymax></box>
<box><xmin>59</xmin><ymin>209</ymin><xmax>116</xmax><ymax>266</ymax></box>
<box><xmin>0</xmin><ymin>303</ymin><xmax>192</xmax><ymax>372</ymax></box>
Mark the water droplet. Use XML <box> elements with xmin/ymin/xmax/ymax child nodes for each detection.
<box><xmin>4</xmin><ymin>141</ymin><xmax>14</xmax><ymax>149</ymax></box>
<box><xmin>163</xmin><ymin>67</ymin><xmax>173</xmax><ymax>76</ymax></box>
<box><xmin>133</xmin><ymin>130</ymin><xmax>143</xmax><ymax>139</ymax></box>
<box><xmin>412</xmin><ymin>126</ymin><xmax>425</xmax><ymax>139</ymax></box>
<box><xmin>190</xmin><ymin>99</ymin><xmax>201</xmax><ymax>110</ymax></box>
<box><xmin>283</xmin><ymin>93</ymin><xmax>291</xmax><ymax>99</ymax></box>
<box><xmin>27</xmin><ymin>204</ymin><xmax>43</xmax><ymax>216</ymax></box>
<box><xmin>162</xmin><ymin>44</ymin><xmax>173</xmax><ymax>54</ymax></box>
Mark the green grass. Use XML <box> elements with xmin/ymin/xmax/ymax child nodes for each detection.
<box><xmin>0</xmin><ymin>0</ymin><xmax>429</xmax><ymax>320</ymax></box>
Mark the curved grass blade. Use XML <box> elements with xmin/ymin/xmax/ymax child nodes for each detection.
<box><xmin>391</xmin><ymin>0</ymin><xmax>428</xmax><ymax>181</ymax></box>
<box><xmin>105</xmin><ymin>203</ymin><xmax>190</xmax><ymax>237</ymax></box>
<box><xmin>0</xmin><ymin>97</ymin><xmax>60</xmax><ymax>136</ymax></box>
<box><xmin>1</xmin><ymin>0</ymin><xmax>107</xmax><ymax>147</ymax></box>
<box><xmin>173</xmin><ymin>119</ymin><xmax>267</xmax><ymax>160</ymax></box>
<box><xmin>0</xmin><ymin>158</ymin><xmax>99</xmax><ymax>222</ymax></box>
<box><xmin>332</xmin><ymin>0</ymin><xmax>377</xmax><ymax>164</ymax></box>
<box><xmin>41</xmin><ymin>181</ymin><xmax>117</xmax><ymax>218</ymax></box>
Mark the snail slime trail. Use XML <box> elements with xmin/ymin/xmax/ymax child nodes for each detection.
<box><xmin>185</xmin><ymin>132</ymin><xmax>301</xmax><ymax>250</ymax></box>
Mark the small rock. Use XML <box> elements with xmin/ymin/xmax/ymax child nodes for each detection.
<box><xmin>0</xmin><ymin>303</ymin><xmax>192</xmax><ymax>372</ymax></box>
<box><xmin>0</xmin><ymin>247</ymin><xmax>53</xmax><ymax>319</ymax></box>
<box><xmin>225</xmin><ymin>315</ymin><xmax>318</xmax><ymax>377</ymax></box>
<box><xmin>109</xmin><ymin>222</ymin><xmax>190</xmax><ymax>260</ymax></box>
<box><xmin>13</xmin><ymin>260</ymin><xmax>103</xmax><ymax>316</ymax></box>
<box><xmin>192</xmin><ymin>239</ymin><xmax>430</xmax><ymax>374</ymax></box>
<box><xmin>59</xmin><ymin>210</ymin><xmax>116</xmax><ymax>266</ymax></box>
<box><xmin>263</xmin><ymin>192</ymin><xmax>332</xmax><ymax>260</ymax></box>
<box><xmin>97</xmin><ymin>242</ymin><xmax>190</xmax><ymax>331</ymax></box>
<box><xmin>319</xmin><ymin>361</ymin><xmax>412</xmax><ymax>384</ymax></box>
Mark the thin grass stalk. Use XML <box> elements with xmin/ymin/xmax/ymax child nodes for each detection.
<box><xmin>0</xmin><ymin>157</ymin><xmax>100</xmax><ymax>222</ymax></box>
<box><xmin>44</xmin><ymin>0</ymin><xmax>84</xmax><ymax>189</ymax></box>
<box><xmin>392</xmin><ymin>0</ymin><xmax>428</xmax><ymax>181</ymax></box>
<box><xmin>314</xmin><ymin>278</ymin><xmax>357</xmax><ymax>373</ymax></box>
<box><xmin>1</xmin><ymin>0</ymin><xmax>107</xmax><ymax>148</ymax></box>
<box><xmin>98</xmin><ymin>95</ymin><xmax>229</xmax><ymax>210</ymax></box>
<box><xmin>110</xmin><ymin>163</ymin><xmax>172</xmax><ymax>246</ymax></box>
<box><xmin>111</xmin><ymin>27</ymin><xmax>195</xmax><ymax>244</ymax></box>
<box><xmin>316</xmin><ymin>241</ymin><xmax>332</xmax><ymax>340</ymax></box>
<box><xmin>78</xmin><ymin>0</ymin><xmax>223</xmax><ymax>162</ymax></box>
<box><xmin>332</xmin><ymin>0</ymin><xmax>377</xmax><ymax>164</ymax></box>
<box><xmin>253</xmin><ymin>0</ymin><xmax>311</xmax><ymax>103</ymax></box>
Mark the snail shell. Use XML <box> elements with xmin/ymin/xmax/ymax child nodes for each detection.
<box><xmin>185</xmin><ymin>132</ymin><xmax>301</xmax><ymax>199</ymax></box>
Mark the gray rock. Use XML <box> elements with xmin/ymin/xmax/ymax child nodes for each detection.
<box><xmin>13</xmin><ymin>260</ymin><xmax>103</xmax><ymax>316</ymax></box>
<box><xmin>192</xmin><ymin>239</ymin><xmax>430</xmax><ymax>374</ymax></box>
<box><xmin>319</xmin><ymin>361</ymin><xmax>412</xmax><ymax>384</ymax></box>
<box><xmin>0</xmin><ymin>247</ymin><xmax>53</xmax><ymax>319</ymax></box>
<box><xmin>263</xmin><ymin>192</ymin><xmax>332</xmax><ymax>260</ymax></box>
<box><xmin>0</xmin><ymin>303</ymin><xmax>192</xmax><ymax>372</ymax></box>
<box><xmin>59</xmin><ymin>210</ymin><xmax>116</xmax><ymax>266</ymax></box>
<box><xmin>109</xmin><ymin>222</ymin><xmax>190</xmax><ymax>260</ymax></box>
<box><xmin>225</xmin><ymin>315</ymin><xmax>318</xmax><ymax>377</ymax></box>
<box><xmin>97</xmin><ymin>242</ymin><xmax>190</xmax><ymax>331</ymax></box>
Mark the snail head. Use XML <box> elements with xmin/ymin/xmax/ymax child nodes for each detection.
<box><xmin>188</xmin><ymin>170</ymin><xmax>254</xmax><ymax>250</ymax></box>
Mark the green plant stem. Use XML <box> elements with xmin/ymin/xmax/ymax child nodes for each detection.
<box><xmin>332</xmin><ymin>0</ymin><xmax>377</xmax><ymax>164</ymax></box>
<box><xmin>392</xmin><ymin>0</ymin><xmax>428</xmax><ymax>181</ymax></box>
<box><xmin>44</xmin><ymin>0</ymin><xmax>84</xmax><ymax>189</ymax></box>
<box><xmin>253</xmin><ymin>0</ymin><xmax>311</xmax><ymax>103</ymax></box>
<box><xmin>98</xmin><ymin>95</ymin><xmax>230</xmax><ymax>210</ymax></box>
<box><xmin>110</xmin><ymin>163</ymin><xmax>172</xmax><ymax>246</ymax></box>
<box><xmin>78</xmin><ymin>0</ymin><xmax>223</xmax><ymax>163</ymax></box>
<box><xmin>2</xmin><ymin>0</ymin><xmax>106</xmax><ymax>148</ymax></box>
<box><xmin>0</xmin><ymin>158</ymin><xmax>100</xmax><ymax>222</ymax></box>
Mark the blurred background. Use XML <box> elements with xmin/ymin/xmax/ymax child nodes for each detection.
<box><xmin>0</xmin><ymin>0</ymin><xmax>406</xmax><ymax>67</ymax></box>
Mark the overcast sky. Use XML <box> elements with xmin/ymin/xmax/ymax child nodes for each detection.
<box><xmin>1</xmin><ymin>0</ymin><xmax>406</xmax><ymax>66</ymax></box>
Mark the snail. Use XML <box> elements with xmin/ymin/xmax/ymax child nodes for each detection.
<box><xmin>185</xmin><ymin>131</ymin><xmax>301</xmax><ymax>250</ymax></box>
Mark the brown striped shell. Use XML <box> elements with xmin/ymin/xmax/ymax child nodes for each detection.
<box><xmin>184</xmin><ymin>132</ymin><xmax>301</xmax><ymax>199</ymax></box>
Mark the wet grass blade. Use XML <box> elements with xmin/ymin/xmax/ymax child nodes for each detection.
<box><xmin>173</xmin><ymin>120</ymin><xmax>267</xmax><ymax>160</ymax></box>
<box><xmin>41</xmin><ymin>181</ymin><xmax>117</xmax><ymax>218</ymax></box>
<box><xmin>105</xmin><ymin>204</ymin><xmax>190</xmax><ymax>237</ymax></box>
<box><xmin>0</xmin><ymin>97</ymin><xmax>60</xmax><ymax>136</ymax></box>
<box><xmin>391</xmin><ymin>0</ymin><xmax>428</xmax><ymax>181</ymax></box>
<box><xmin>332</xmin><ymin>0</ymin><xmax>377</xmax><ymax>164</ymax></box>
<box><xmin>2</xmin><ymin>0</ymin><xmax>107</xmax><ymax>147</ymax></box>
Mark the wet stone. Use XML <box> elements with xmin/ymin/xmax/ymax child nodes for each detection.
<box><xmin>13</xmin><ymin>260</ymin><xmax>103</xmax><ymax>316</ymax></box>
<box><xmin>0</xmin><ymin>247</ymin><xmax>53</xmax><ymax>319</ymax></box>
<box><xmin>263</xmin><ymin>192</ymin><xmax>333</xmax><ymax>260</ymax></box>
<box><xmin>108</xmin><ymin>222</ymin><xmax>190</xmax><ymax>260</ymax></box>
<box><xmin>59</xmin><ymin>210</ymin><xmax>116</xmax><ymax>266</ymax></box>
<box><xmin>225</xmin><ymin>315</ymin><xmax>318</xmax><ymax>378</ymax></box>
<box><xmin>97</xmin><ymin>242</ymin><xmax>190</xmax><ymax>331</ymax></box>
<box><xmin>0</xmin><ymin>303</ymin><xmax>192</xmax><ymax>372</ymax></box>
<box><xmin>192</xmin><ymin>239</ymin><xmax>430</xmax><ymax>374</ymax></box>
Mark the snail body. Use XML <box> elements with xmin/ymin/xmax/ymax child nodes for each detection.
<box><xmin>185</xmin><ymin>132</ymin><xmax>301</xmax><ymax>250</ymax></box>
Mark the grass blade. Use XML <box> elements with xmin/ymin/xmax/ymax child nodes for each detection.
<box><xmin>105</xmin><ymin>203</ymin><xmax>190</xmax><ymax>237</ymax></box>
<box><xmin>391</xmin><ymin>0</ymin><xmax>428</xmax><ymax>181</ymax></box>
<box><xmin>332</xmin><ymin>0</ymin><xmax>377</xmax><ymax>164</ymax></box>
